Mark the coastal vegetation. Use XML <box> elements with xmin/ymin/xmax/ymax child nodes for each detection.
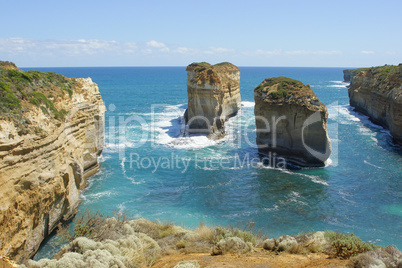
<box><xmin>255</xmin><ymin>76</ymin><xmax>310</xmax><ymax>100</ymax></box>
<box><xmin>348</xmin><ymin>64</ymin><xmax>402</xmax><ymax>145</ymax></box>
<box><xmin>0</xmin><ymin>61</ymin><xmax>75</xmax><ymax>134</ymax></box>
<box><xmin>24</xmin><ymin>211</ymin><xmax>401</xmax><ymax>267</ymax></box>
<box><xmin>368</xmin><ymin>64</ymin><xmax>402</xmax><ymax>84</ymax></box>
<box><xmin>0</xmin><ymin>62</ymin><xmax>106</xmax><ymax>263</ymax></box>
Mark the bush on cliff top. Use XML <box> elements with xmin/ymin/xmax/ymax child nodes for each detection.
<box><xmin>0</xmin><ymin>61</ymin><xmax>18</xmax><ymax>69</ymax></box>
<box><xmin>26</xmin><ymin>212</ymin><xmax>397</xmax><ymax>267</ymax></box>
<box><xmin>255</xmin><ymin>76</ymin><xmax>310</xmax><ymax>100</ymax></box>
<box><xmin>324</xmin><ymin>231</ymin><xmax>375</xmax><ymax>259</ymax></box>
<box><xmin>187</xmin><ymin>62</ymin><xmax>238</xmax><ymax>73</ymax></box>
<box><xmin>48</xmin><ymin>210</ymin><xmax>263</xmax><ymax>266</ymax></box>
<box><xmin>0</xmin><ymin>81</ymin><xmax>21</xmax><ymax>112</ymax></box>
<box><xmin>370</xmin><ymin>64</ymin><xmax>402</xmax><ymax>83</ymax></box>
<box><xmin>0</xmin><ymin>61</ymin><xmax>76</xmax><ymax>134</ymax></box>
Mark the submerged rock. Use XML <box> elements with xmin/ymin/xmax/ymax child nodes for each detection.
<box><xmin>348</xmin><ymin>64</ymin><xmax>402</xmax><ymax>145</ymax></box>
<box><xmin>254</xmin><ymin>77</ymin><xmax>331</xmax><ymax>167</ymax></box>
<box><xmin>185</xmin><ymin>62</ymin><xmax>241</xmax><ymax>139</ymax></box>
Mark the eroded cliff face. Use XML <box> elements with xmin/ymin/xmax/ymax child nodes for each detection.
<box><xmin>348</xmin><ymin>65</ymin><xmax>402</xmax><ymax>145</ymax></box>
<box><xmin>185</xmin><ymin>62</ymin><xmax>241</xmax><ymax>139</ymax></box>
<box><xmin>0</xmin><ymin>65</ymin><xmax>105</xmax><ymax>263</ymax></box>
<box><xmin>343</xmin><ymin>68</ymin><xmax>369</xmax><ymax>82</ymax></box>
<box><xmin>254</xmin><ymin>77</ymin><xmax>331</xmax><ymax>167</ymax></box>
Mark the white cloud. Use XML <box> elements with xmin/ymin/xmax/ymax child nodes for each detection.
<box><xmin>146</xmin><ymin>40</ymin><xmax>166</xmax><ymax>48</ymax></box>
<box><xmin>141</xmin><ymin>48</ymin><xmax>153</xmax><ymax>54</ymax></box>
<box><xmin>243</xmin><ymin>49</ymin><xmax>342</xmax><ymax>57</ymax></box>
<box><xmin>0</xmin><ymin>37</ymin><xmax>346</xmax><ymax>62</ymax></box>
<box><xmin>386</xmin><ymin>51</ymin><xmax>396</xmax><ymax>55</ymax></box>
<box><xmin>145</xmin><ymin>40</ymin><xmax>169</xmax><ymax>52</ymax></box>
<box><xmin>0</xmin><ymin>38</ymin><xmax>138</xmax><ymax>56</ymax></box>
<box><xmin>243</xmin><ymin>49</ymin><xmax>282</xmax><ymax>56</ymax></box>
<box><xmin>174</xmin><ymin>47</ymin><xmax>198</xmax><ymax>54</ymax></box>
<box><xmin>204</xmin><ymin>47</ymin><xmax>235</xmax><ymax>54</ymax></box>
<box><xmin>4</xmin><ymin>37</ymin><xmax>383</xmax><ymax>67</ymax></box>
<box><xmin>285</xmin><ymin>50</ymin><xmax>342</xmax><ymax>55</ymax></box>
<box><xmin>361</xmin><ymin>50</ymin><xmax>375</xmax><ymax>54</ymax></box>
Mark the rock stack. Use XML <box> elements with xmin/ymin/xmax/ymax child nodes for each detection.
<box><xmin>254</xmin><ymin>77</ymin><xmax>331</xmax><ymax>167</ymax></box>
<box><xmin>185</xmin><ymin>62</ymin><xmax>241</xmax><ymax>139</ymax></box>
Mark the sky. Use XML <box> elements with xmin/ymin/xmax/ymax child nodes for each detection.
<box><xmin>0</xmin><ymin>0</ymin><xmax>401</xmax><ymax>67</ymax></box>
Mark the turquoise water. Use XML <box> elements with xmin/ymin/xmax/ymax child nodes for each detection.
<box><xmin>24</xmin><ymin>67</ymin><xmax>402</xmax><ymax>259</ymax></box>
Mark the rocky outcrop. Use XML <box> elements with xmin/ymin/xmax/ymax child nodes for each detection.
<box><xmin>0</xmin><ymin>64</ymin><xmax>105</xmax><ymax>263</ymax></box>
<box><xmin>343</xmin><ymin>68</ymin><xmax>369</xmax><ymax>82</ymax></box>
<box><xmin>348</xmin><ymin>65</ymin><xmax>402</xmax><ymax>145</ymax></box>
<box><xmin>185</xmin><ymin>62</ymin><xmax>241</xmax><ymax>139</ymax></box>
<box><xmin>0</xmin><ymin>61</ymin><xmax>19</xmax><ymax>71</ymax></box>
<box><xmin>254</xmin><ymin>77</ymin><xmax>331</xmax><ymax>167</ymax></box>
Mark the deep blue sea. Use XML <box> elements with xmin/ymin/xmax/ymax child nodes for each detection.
<box><xmin>22</xmin><ymin>67</ymin><xmax>402</xmax><ymax>259</ymax></box>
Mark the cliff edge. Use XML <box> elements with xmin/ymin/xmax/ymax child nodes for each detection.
<box><xmin>185</xmin><ymin>62</ymin><xmax>241</xmax><ymax>139</ymax></box>
<box><xmin>348</xmin><ymin>64</ymin><xmax>402</xmax><ymax>145</ymax></box>
<box><xmin>0</xmin><ymin>62</ymin><xmax>106</xmax><ymax>262</ymax></box>
<box><xmin>343</xmin><ymin>68</ymin><xmax>369</xmax><ymax>82</ymax></box>
<box><xmin>254</xmin><ymin>77</ymin><xmax>331</xmax><ymax>167</ymax></box>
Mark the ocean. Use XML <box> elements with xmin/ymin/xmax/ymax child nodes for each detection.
<box><xmin>22</xmin><ymin>67</ymin><xmax>402</xmax><ymax>259</ymax></box>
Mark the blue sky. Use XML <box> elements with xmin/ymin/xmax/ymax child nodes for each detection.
<box><xmin>0</xmin><ymin>0</ymin><xmax>401</xmax><ymax>67</ymax></box>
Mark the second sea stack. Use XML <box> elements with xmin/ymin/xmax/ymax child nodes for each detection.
<box><xmin>185</xmin><ymin>62</ymin><xmax>241</xmax><ymax>139</ymax></box>
<box><xmin>254</xmin><ymin>77</ymin><xmax>331</xmax><ymax>167</ymax></box>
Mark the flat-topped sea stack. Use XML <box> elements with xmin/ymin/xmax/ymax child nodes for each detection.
<box><xmin>185</xmin><ymin>62</ymin><xmax>241</xmax><ymax>139</ymax></box>
<box><xmin>348</xmin><ymin>64</ymin><xmax>402</xmax><ymax>145</ymax></box>
<box><xmin>0</xmin><ymin>62</ymin><xmax>105</xmax><ymax>262</ymax></box>
<box><xmin>254</xmin><ymin>77</ymin><xmax>331</xmax><ymax>167</ymax></box>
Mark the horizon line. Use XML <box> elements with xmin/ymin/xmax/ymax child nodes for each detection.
<box><xmin>20</xmin><ymin>65</ymin><xmax>368</xmax><ymax>69</ymax></box>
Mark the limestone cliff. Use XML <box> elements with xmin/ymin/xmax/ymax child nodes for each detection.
<box><xmin>185</xmin><ymin>62</ymin><xmax>241</xmax><ymax>139</ymax></box>
<box><xmin>348</xmin><ymin>64</ymin><xmax>402</xmax><ymax>145</ymax></box>
<box><xmin>343</xmin><ymin>68</ymin><xmax>368</xmax><ymax>82</ymax></box>
<box><xmin>254</xmin><ymin>77</ymin><xmax>331</xmax><ymax>167</ymax></box>
<box><xmin>0</xmin><ymin>62</ymin><xmax>106</xmax><ymax>262</ymax></box>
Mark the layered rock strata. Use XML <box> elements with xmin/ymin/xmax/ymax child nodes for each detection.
<box><xmin>0</xmin><ymin>65</ymin><xmax>105</xmax><ymax>262</ymax></box>
<box><xmin>185</xmin><ymin>62</ymin><xmax>241</xmax><ymax>139</ymax></box>
<box><xmin>343</xmin><ymin>68</ymin><xmax>368</xmax><ymax>82</ymax></box>
<box><xmin>348</xmin><ymin>65</ymin><xmax>402</xmax><ymax>145</ymax></box>
<box><xmin>254</xmin><ymin>77</ymin><xmax>331</xmax><ymax>167</ymax></box>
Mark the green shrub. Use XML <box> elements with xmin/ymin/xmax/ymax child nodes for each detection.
<box><xmin>31</xmin><ymin>91</ymin><xmax>69</xmax><ymax>119</ymax></box>
<box><xmin>40</xmin><ymin>106</ymin><xmax>49</xmax><ymax>115</ymax></box>
<box><xmin>255</xmin><ymin>77</ymin><xmax>306</xmax><ymax>99</ymax></box>
<box><xmin>29</xmin><ymin>97</ymin><xmax>41</xmax><ymax>106</ymax></box>
<box><xmin>0</xmin><ymin>81</ymin><xmax>21</xmax><ymax>112</ymax></box>
<box><xmin>213</xmin><ymin>226</ymin><xmax>256</xmax><ymax>245</ymax></box>
<box><xmin>324</xmin><ymin>231</ymin><xmax>374</xmax><ymax>259</ymax></box>
<box><xmin>0</xmin><ymin>61</ymin><xmax>17</xmax><ymax>68</ymax></box>
<box><xmin>55</xmin><ymin>109</ymin><xmax>69</xmax><ymax>120</ymax></box>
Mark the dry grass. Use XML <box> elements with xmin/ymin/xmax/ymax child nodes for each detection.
<box><xmin>287</xmin><ymin>244</ymin><xmax>307</xmax><ymax>254</ymax></box>
<box><xmin>193</xmin><ymin>222</ymin><xmax>214</xmax><ymax>243</ymax></box>
<box><xmin>28</xmin><ymin>213</ymin><xmax>400</xmax><ymax>268</ymax></box>
<box><xmin>347</xmin><ymin>246</ymin><xmax>402</xmax><ymax>268</ymax></box>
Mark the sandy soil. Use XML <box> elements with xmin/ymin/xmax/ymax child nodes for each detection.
<box><xmin>150</xmin><ymin>248</ymin><xmax>348</xmax><ymax>268</ymax></box>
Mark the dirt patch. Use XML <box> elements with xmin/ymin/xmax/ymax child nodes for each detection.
<box><xmin>149</xmin><ymin>248</ymin><xmax>347</xmax><ymax>268</ymax></box>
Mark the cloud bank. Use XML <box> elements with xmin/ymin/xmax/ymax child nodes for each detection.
<box><xmin>0</xmin><ymin>38</ymin><xmax>397</xmax><ymax>67</ymax></box>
